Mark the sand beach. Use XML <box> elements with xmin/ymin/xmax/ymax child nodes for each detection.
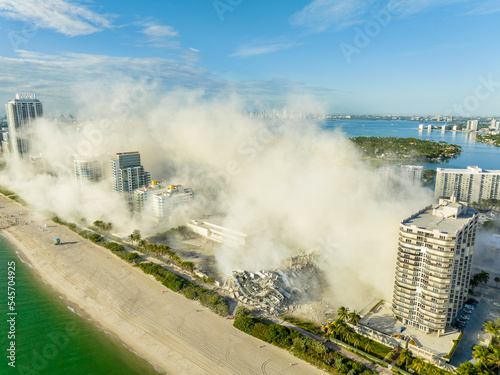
<box><xmin>0</xmin><ymin>195</ymin><xmax>326</xmax><ymax>375</ymax></box>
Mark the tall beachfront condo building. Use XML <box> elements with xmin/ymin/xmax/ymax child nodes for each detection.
<box><xmin>74</xmin><ymin>157</ymin><xmax>102</xmax><ymax>186</ymax></box>
<box><xmin>375</xmin><ymin>165</ymin><xmax>424</xmax><ymax>186</ymax></box>
<box><xmin>392</xmin><ymin>198</ymin><xmax>478</xmax><ymax>335</ymax></box>
<box><xmin>401</xmin><ymin>165</ymin><xmax>424</xmax><ymax>185</ymax></box>
<box><xmin>153</xmin><ymin>185</ymin><xmax>194</xmax><ymax>222</ymax></box>
<box><xmin>110</xmin><ymin>152</ymin><xmax>151</xmax><ymax>198</ymax></box>
<box><xmin>5</xmin><ymin>93</ymin><xmax>43</xmax><ymax>158</ymax></box>
<box><xmin>434</xmin><ymin>166</ymin><xmax>500</xmax><ymax>203</ymax></box>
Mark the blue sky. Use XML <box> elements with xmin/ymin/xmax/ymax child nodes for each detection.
<box><xmin>1</xmin><ymin>0</ymin><xmax>500</xmax><ymax>116</ymax></box>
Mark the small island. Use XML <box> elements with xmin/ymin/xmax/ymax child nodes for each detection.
<box><xmin>476</xmin><ymin>134</ymin><xmax>500</xmax><ymax>147</ymax></box>
<box><xmin>350</xmin><ymin>137</ymin><xmax>462</xmax><ymax>162</ymax></box>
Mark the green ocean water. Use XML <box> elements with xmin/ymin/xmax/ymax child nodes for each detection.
<box><xmin>0</xmin><ymin>236</ymin><xmax>163</xmax><ymax>375</ymax></box>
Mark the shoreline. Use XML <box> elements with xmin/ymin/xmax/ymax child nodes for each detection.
<box><xmin>0</xmin><ymin>232</ymin><xmax>164</xmax><ymax>374</ymax></box>
<box><xmin>0</xmin><ymin>195</ymin><xmax>327</xmax><ymax>375</ymax></box>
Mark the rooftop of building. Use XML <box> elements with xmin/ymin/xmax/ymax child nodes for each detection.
<box><xmin>8</xmin><ymin>93</ymin><xmax>41</xmax><ymax>102</ymax></box>
<box><xmin>436</xmin><ymin>166</ymin><xmax>500</xmax><ymax>174</ymax></box>
<box><xmin>188</xmin><ymin>216</ymin><xmax>247</xmax><ymax>238</ymax></box>
<box><xmin>402</xmin><ymin>199</ymin><xmax>476</xmax><ymax>234</ymax></box>
<box><xmin>401</xmin><ymin>165</ymin><xmax>424</xmax><ymax>170</ymax></box>
<box><xmin>134</xmin><ymin>181</ymin><xmax>169</xmax><ymax>194</ymax></box>
<box><xmin>115</xmin><ymin>151</ymin><xmax>139</xmax><ymax>157</ymax></box>
<box><xmin>154</xmin><ymin>185</ymin><xmax>193</xmax><ymax>197</ymax></box>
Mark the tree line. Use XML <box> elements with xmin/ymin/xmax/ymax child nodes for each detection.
<box><xmin>127</xmin><ymin>229</ymin><xmax>196</xmax><ymax>273</ymax></box>
<box><xmin>136</xmin><ymin>262</ymin><xmax>229</xmax><ymax>316</ymax></box>
<box><xmin>350</xmin><ymin>137</ymin><xmax>462</xmax><ymax>162</ymax></box>
<box><xmin>233</xmin><ymin>311</ymin><xmax>376</xmax><ymax>375</ymax></box>
<box><xmin>51</xmin><ymin>216</ymin><xmax>230</xmax><ymax>317</ymax></box>
<box><xmin>476</xmin><ymin>134</ymin><xmax>500</xmax><ymax>147</ymax></box>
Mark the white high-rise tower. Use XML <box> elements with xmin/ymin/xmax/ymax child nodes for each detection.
<box><xmin>392</xmin><ymin>198</ymin><xmax>478</xmax><ymax>335</ymax></box>
<box><xmin>5</xmin><ymin>93</ymin><xmax>43</xmax><ymax>158</ymax></box>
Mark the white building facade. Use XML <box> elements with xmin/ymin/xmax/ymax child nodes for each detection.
<box><xmin>434</xmin><ymin>166</ymin><xmax>500</xmax><ymax>203</ymax></box>
<box><xmin>74</xmin><ymin>157</ymin><xmax>102</xmax><ymax>186</ymax></box>
<box><xmin>110</xmin><ymin>152</ymin><xmax>151</xmax><ymax>199</ymax></box>
<box><xmin>153</xmin><ymin>185</ymin><xmax>194</xmax><ymax>222</ymax></box>
<box><xmin>5</xmin><ymin>93</ymin><xmax>43</xmax><ymax>158</ymax></box>
<box><xmin>392</xmin><ymin>198</ymin><xmax>478</xmax><ymax>334</ymax></box>
<box><xmin>133</xmin><ymin>180</ymin><xmax>168</xmax><ymax>212</ymax></box>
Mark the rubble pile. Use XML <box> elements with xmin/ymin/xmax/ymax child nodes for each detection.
<box><xmin>223</xmin><ymin>252</ymin><xmax>321</xmax><ymax>315</ymax></box>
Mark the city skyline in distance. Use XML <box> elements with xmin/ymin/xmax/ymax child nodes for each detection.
<box><xmin>1</xmin><ymin>1</ymin><xmax>500</xmax><ymax>116</ymax></box>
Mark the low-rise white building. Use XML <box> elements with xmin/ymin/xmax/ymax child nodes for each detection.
<box><xmin>153</xmin><ymin>185</ymin><xmax>194</xmax><ymax>222</ymax></box>
<box><xmin>133</xmin><ymin>180</ymin><xmax>168</xmax><ymax>212</ymax></box>
<box><xmin>187</xmin><ymin>217</ymin><xmax>247</xmax><ymax>248</ymax></box>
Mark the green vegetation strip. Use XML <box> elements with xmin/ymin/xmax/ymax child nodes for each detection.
<box><xmin>136</xmin><ymin>262</ymin><xmax>229</xmax><ymax>316</ymax></box>
<box><xmin>477</xmin><ymin>134</ymin><xmax>500</xmax><ymax>147</ymax></box>
<box><xmin>0</xmin><ymin>186</ymin><xmax>15</xmax><ymax>196</ymax></box>
<box><xmin>51</xmin><ymin>216</ymin><xmax>229</xmax><ymax>317</ymax></box>
<box><xmin>350</xmin><ymin>137</ymin><xmax>462</xmax><ymax>162</ymax></box>
<box><xmin>328</xmin><ymin>337</ymin><xmax>388</xmax><ymax>368</ymax></box>
<box><xmin>325</xmin><ymin>319</ymin><xmax>392</xmax><ymax>360</ymax></box>
<box><xmin>0</xmin><ymin>185</ymin><xmax>28</xmax><ymax>206</ymax></box>
<box><xmin>443</xmin><ymin>331</ymin><xmax>463</xmax><ymax>360</ymax></box>
<box><xmin>281</xmin><ymin>315</ymin><xmax>324</xmax><ymax>336</ymax></box>
<box><xmin>233</xmin><ymin>316</ymin><xmax>376</xmax><ymax>375</ymax></box>
<box><xmin>369</xmin><ymin>299</ymin><xmax>383</xmax><ymax>313</ymax></box>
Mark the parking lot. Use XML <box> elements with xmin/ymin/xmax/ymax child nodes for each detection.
<box><xmin>450</xmin><ymin>294</ymin><xmax>500</xmax><ymax>366</ymax></box>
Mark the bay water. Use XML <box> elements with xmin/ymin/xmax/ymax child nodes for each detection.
<box><xmin>321</xmin><ymin>119</ymin><xmax>500</xmax><ymax>170</ymax></box>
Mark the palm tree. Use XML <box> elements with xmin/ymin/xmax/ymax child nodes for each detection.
<box><xmin>495</xmin><ymin>276</ymin><xmax>500</xmax><ymax>288</ymax></box>
<box><xmin>473</xmin><ymin>345</ymin><xmax>490</xmax><ymax>364</ymax></box>
<box><xmin>483</xmin><ymin>321</ymin><xmax>500</xmax><ymax>338</ymax></box>
<box><xmin>337</xmin><ymin>306</ymin><xmax>349</xmax><ymax>322</ymax></box>
<box><xmin>398</xmin><ymin>349</ymin><xmax>413</xmax><ymax>369</ymax></box>
<box><xmin>341</xmin><ymin>327</ymin><xmax>352</xmax><ymax>343</ymax></box>
<box><xmin>361</xmin><ymin>337</ymin><xmax>373</xmax><ymax>354</ymax></box>
<box><xmin>351</xmin><ymin>334</ymin><xmax>361</xmax><ymax>349</ymax></box>
<box><xmin>469</xmin><ymin>276</ymin><xmax>480</xmax><ymax>294</ymax></box>
<box><xmin>332</xmin><ymin>320</ymin><xmax>345</xmax><ymax>339</ymax></box>
<box><xmin>457</xmin><ymin>361</ymin><xmax>475</xmax><ymax>375</ymax></box>
<box><xmin>348</xmin><ymin>311</ymin><xmax>361</xmax><ymax>326</ymax></box>
<box><xmin>486</xmin><ymin>347</ymin><xmax>500</xmax><ymax>372</ymax></box>
<box><xmin>477</xmin><ymin>271</ymin><xmax>490</xmax><ymax>293</ymax></box>
<box><xmin>411</xmin><ymin>357</ymin><xmax>425</xmax><ymax>375</ymax></box>
<box><xmin>423</xmin><ymin>362</ymin><xmax>440</xmax><ymax>375</ymax></box>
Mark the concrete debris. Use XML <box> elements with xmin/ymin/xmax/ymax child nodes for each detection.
<box><xmin>223</xmin><ymin>252</ymin><xmax>319</xmax><ymax>315</ymax></box>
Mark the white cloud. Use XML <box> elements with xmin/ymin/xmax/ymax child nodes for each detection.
<box><xmin>0</xmin><ymin>50</ymin><xmax>336</xmax><ymax>115</ymax></box>
<box><xmin>391</xmin><ymin>0</ymin><xmax>467</xmax><ymax>16</ymax></box>
<box><xmin>0</xmin><ymin>0</ymin><xmax>112</xmax><ymax>36</ymax></box>
<box><xmin>465</xmin><ymin>0</ymin><xmax>500</xmax><ymax>15</ymax></box>
<box><xmin>289</xmin><ymin>0</ymin><xmax>371</xmax><ymax>32</ymax></box>
<box><xmin>140</xmin><ymin>22</ymin><xmax>178</xmax><ymax>39</ymax></box>
<box><xmin>231</xmin><ymin>37</ymin><xmax>300</xmax><ymax>58</ymax></box>
<box><xmin>289</xmin><ymin>0</ymin><xmax>471</xmax><ymax>32</ymax></box>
